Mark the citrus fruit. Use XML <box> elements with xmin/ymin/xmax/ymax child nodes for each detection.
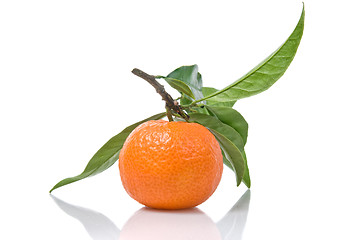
<box><xmin>119</xmin><ymin>120</ymin><xmax>223</xmax><ymax>209</ymax></box>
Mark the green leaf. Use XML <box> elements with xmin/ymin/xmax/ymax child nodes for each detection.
<box><xmin>241</xmin><ymin>151</ymin><xmax>251</xmax><ymax>188</ymax></box>
<box><xmin>205</xmin><ymin>106</ymin><xmax>248</xmax><ymax>145</ymax></box>
<box><xmin>189</xmin><ymin>113</ymin><xmax>245</xmax><ymax>149</ymax></box>
<box><xmin>49</xmin><ymin>112</ymin><xmax>166</xmax><ymax>193</ymax></box>
<box><xmin>202</xmin><ymin>87</ymin><xmax>236</xmax><ymax>107</ymax></box>
<box><xmin>220</xmin><ymin>149</ymin><xmax>249</xmax><ymax>188</ymax></box>
<box><xmin>163</xmin><ymin>77</ymin><xmax>195</xmax><ymax>100</ymax></box>
<box><xmin>166</xmin><ymin>65</ymin><xmax>204</xmax><ymax>102</ymax></box>
<box><xmin>218</xmin><ymin>151</ymin><xmax>250</xmax><ymax>188</ymax></box>
<box><xmin>203</xmin><ymin>106</ymin><xmax>251</xmax><ymax>188</ymax></box>
<box><xmin>194</xmin><ymin>5</ymin><xmax>305</xmax><ymax>103</ymax></box>
<box><xmin>210</xmin><ymin>129</ymin><xmax>245</xmax><ymax>186</ymax></box>
<box><xmin>189</xmin><ymin>113</ymin><xmax>245</xmax><ymax>186</ymax></box>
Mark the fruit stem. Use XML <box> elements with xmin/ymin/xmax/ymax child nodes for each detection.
<box><xmin>165</xmin><ymin>104</ymin><xmax>174</xmax><ymax>122</ymax></box>
<box><xmin>132</xmin><ymin>68</ymin><xmax>189</xmax><ymax>122</ymax></box>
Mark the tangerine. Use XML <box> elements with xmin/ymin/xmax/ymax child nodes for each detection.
<box><xmin>119</xmin><ymin>120</ymin><xmax>223</xmax><ymax>209</ymax></box>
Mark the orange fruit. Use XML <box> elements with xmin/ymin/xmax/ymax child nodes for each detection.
<box><xmin>119</xmin><ymin>120</ymin><xmax>223</xmax><ymax>210</ymax></box>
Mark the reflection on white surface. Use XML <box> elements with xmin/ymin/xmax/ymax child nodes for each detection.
<box><xmin>119</xmin><ymin>208</ymin><xmax>221</xmax><ymax>240</ymax></box>
<box><xmin>51</xmin><ymin>190</ymin><xmax>250</xmax><ymax>240</ymax></box>
<box><xmin>217</xmin><ymin>190</ymin><xmax>250</xmax><ymax>240</ymax></box>
<box><xmin>51</xmin><ymin>196</ymin><xmax>121</xmax><ymax>240</ymax></box>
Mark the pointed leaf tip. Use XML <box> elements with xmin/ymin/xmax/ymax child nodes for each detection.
<box><xmin>194</xmin><ymin>5</ymin><xmax>305</xmax><ymax>103</ymax></box>
<box><xmin>49</xmin><ymin>112</ymin><xmax>166</xmax><ymax>192</ymax></box>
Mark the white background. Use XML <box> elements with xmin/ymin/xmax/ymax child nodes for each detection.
<box><xmin>1</xmin><ymin>0</ymin><xmax>358</xmax><ymax>239</ymax></box>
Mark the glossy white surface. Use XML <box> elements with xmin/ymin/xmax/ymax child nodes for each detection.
<box><xmin>1</xmin><ymin>0</ymin><xmax>359</xmax><ymax>239</ymax></box>
<box><xmin>51</xmin><ymin>190</ymin><xmax>250</xmax><ymax>240</ymax></box>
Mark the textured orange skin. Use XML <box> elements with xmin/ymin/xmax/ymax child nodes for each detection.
<box><xmin>119</xmin><ymin>120</ymin><xmax>223</xmax><ymax>210</ymax></box>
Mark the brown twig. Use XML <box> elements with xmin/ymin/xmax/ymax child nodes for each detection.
<box><xmin>131</xmin><ymin>68</ymin><xmax>189</xmax><ymax>121</ymax></box>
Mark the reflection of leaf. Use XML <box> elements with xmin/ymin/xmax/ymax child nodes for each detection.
<box><xmin>51</xmin><ymin>190</ymin><xmax>250</xmax><ymax>240</ymax></box>
<box><xmin>217</xmin><ymin>190</ymin><xmax>251</xmax><ymax>240</ymax></box>
<box><xmin>51</xmin><ymin>195</ymin><xmax>120</xmax><ymax>240</ymax></box>
<box><xmin>195</xmin><ymin>5</ymin><xmax>305</xmax><ymax>103</ymax></box>
<box><xmin>50</xmin><ymin>112</ymin><xmax>166</xmax><ymax>192</ymax></box>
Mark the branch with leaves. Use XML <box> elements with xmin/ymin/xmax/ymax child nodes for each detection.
<box><xmin>131</xmin><ymin>68</ymin><xmax>189</xmax><ymax>121</ymax></box>
<box><xmin>50</xmin><ymin>5</ymin><xmax>305</xmax><ymax>193</ymax></box>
